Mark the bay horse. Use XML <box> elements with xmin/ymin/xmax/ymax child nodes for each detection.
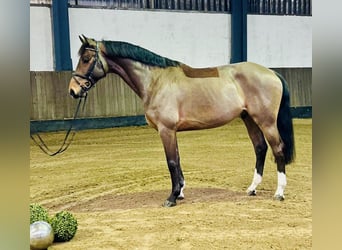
<box><xmin>69</xmin><ymin>35</ymin><xmax>295</xmax><ymax>207</ymax></box>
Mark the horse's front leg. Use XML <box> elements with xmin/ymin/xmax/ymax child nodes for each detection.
<box><xmin>159</xmin><ymin>127</ymin><xmax>184</xmax><ymax>207</ymax></box>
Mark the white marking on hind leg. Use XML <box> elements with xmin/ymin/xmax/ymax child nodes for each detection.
<box><xmin>247</xmin><ymin>169</ymin><xmax>262</xmax><ymax>195</ymax></box>
<box><xmin>178</xmin><ymin>181</ymin><xmax>185</xmax><ymax>199</ymax></box>
<box><xmin>274</xmin><ymin>172</ymin><xmax>287</xmax><ymax>200</ymax></box>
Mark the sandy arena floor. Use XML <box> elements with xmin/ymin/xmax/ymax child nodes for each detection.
<box><xmin>30</xmin><ymin>118</ymin><xmax>312</xmax><ymax>249</ymax></box>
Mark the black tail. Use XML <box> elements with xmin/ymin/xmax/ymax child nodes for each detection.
<box><xmin>275</xmin><ymin>72</ymin><xmax>295</xmax><ymax>164</ymax></box>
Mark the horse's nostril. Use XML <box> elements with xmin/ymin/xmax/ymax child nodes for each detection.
<box><xmin>69</xmin><ymin>89</ymin><xmax>79</xmax><ymax>99</ymax></box>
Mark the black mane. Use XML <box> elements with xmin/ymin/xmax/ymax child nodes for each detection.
<box><xmin>102</xmin><ymin>40</ymin><xmax>180</xmax><ymax>68</ymax></box>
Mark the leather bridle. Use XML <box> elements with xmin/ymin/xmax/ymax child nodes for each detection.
<box><xmin>72</xmin><ymin>42</ymin><xmax>106</xmax><ymax>93</ymax></box>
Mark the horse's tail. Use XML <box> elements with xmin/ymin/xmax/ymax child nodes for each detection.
<box><xmin>275</xmin><ymin>72</ymin><xmax>295</xmax><ymax>164</ymax></box>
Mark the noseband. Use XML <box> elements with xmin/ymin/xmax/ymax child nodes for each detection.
<box><xmin>72</xmin><ymin>42</ymin><xmax>106</xmax><ymax>92</ymax></box>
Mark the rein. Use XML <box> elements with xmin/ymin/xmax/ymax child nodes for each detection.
<box><xmin>30</xmin><ymin>95</ymin><xmax>87</xmax><ymax>156</ymax></box>
<box><xmin>31</xmin><ymin>42</ymin><xmax>104</xmax><ymax>156</ymax></box>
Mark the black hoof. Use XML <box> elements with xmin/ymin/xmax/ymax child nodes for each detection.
<box><xmin>163</xmin><ymin>200</ymin><xmax>177</xmax><ymax>207</ymax></box>
<box><xmin>273</xmin><ymin>194</ymin><xmax>285</xmax><ymax>201</ymax></box>
<box><xmin>247</xmin><ymin>190</ymin><xmax>257</xmax><ymax>196</ymax></box>
<box><xmin>177</xmin><ymin>196</ymin><xmax>184</xmax><ymax>200</ymax></box>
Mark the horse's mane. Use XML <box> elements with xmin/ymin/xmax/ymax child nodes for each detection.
<box><xmin>102</xmin><ymin>40</ymin><xmax>180</xmax><ymax>68</ymax></box>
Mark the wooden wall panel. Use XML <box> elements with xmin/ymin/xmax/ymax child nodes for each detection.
<box><xmin>30</xmin><ymin>68</ymin><xmax>311</xmax><ymax>121</ymax></box>
<box><xmin>272</xmin><ymin>68</ymin><xmax>312</xmax><ymax>107</ymax></box>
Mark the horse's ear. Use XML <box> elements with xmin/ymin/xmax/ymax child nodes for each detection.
<box><xmin>79</xmin><ymin>34</ymin><xmax>88</xmax><ymax>45</ymax></box>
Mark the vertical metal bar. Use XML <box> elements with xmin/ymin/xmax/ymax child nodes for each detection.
<box><xmin>298</xmin><ymin>0</ymin><xmax>302</xmax><ymax>15</ymax></box>
<box><xmin>271</xmin><ymin>0</ymin><xmax>276</xmax><ymax>14</ymax></box>
<box><xmin>261</xmin><ymin>0</ymin><xmax>265</xmax><ymax>14</ymax></box>
<box><xmin>248</xmin><ymin>0</ymin><xmax>253</xmax><ymax>14</ymax></box>
<box><xmin>52</xmin><ymin>0</ymin><xmax>72</xmax><ymax>71</ymax></box>
<box><xmin>307</xmin><ymin>0</ymin><xmax>311</xmax><ymax>15</ymax></box>
<box><xmin>277</xmin><ymin>0</ymin><xmax>281</xmax><ymax>14</ymax></box>
<box><xmin>230</xmin><ymin>0</ymin><xmax>247</xmax><ymax>63</ymax></box>
<box><xmin>192</xmin><ymin>0</ymin><xmax>196</xmax><ymax>10</ymax></box>
<box><xmin>288</xmin><ymin>0</ymin><xmax>292</xmax><ymax>14</ymax></box>
<box><xmin>250</xmin><ymin>0</ymin><xmax>254</xmax><ymax>13</ymax></box>
<box><xmin>308</xmin><ymin>0</ymin><xmax>311</xmax><ymax>15</ymax></box>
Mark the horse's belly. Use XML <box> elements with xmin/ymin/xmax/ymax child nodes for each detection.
<box><xmin>176</xmin><ymin>88</ymin><xmax>244</xmax><ymax>131</ymax></box>
<box><xmin>176</xmin><ymin>119</ymin><xmax>230</xmax><ymax>131</ymax></box>
<box><xmin>176</xmin><ymin>107</ymin><xmax>241</xmax><ymax>131</ymax></box>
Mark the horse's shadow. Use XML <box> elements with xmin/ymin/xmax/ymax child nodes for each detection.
<box><xmin>65</xmin><ymin>188</ymin><xmax>269</xmax><ymax>212</ymax></box>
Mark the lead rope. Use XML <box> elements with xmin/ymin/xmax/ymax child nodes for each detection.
<box><xmin>30</xmin><ymin>95</ymin><xmax>87</xmax><ymax>156</ymax></box>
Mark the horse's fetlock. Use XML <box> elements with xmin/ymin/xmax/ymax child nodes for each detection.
<box><xmin>174</xmin><ymin>189</ymin><xmax>181</xmax><ymax>198</ymax></box>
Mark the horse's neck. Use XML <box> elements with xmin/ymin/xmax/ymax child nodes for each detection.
<box><xmin>105</xmin><ymin>57</ymin><xmax>151</xmax><ymax>99</ymax></box>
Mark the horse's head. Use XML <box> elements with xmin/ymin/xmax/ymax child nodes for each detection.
<box><xmin>69</xmin><ymin>35</ymin><xmax>108</xmax><ymax>98</ymax></box>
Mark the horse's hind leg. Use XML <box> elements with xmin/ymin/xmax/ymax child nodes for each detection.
<box><xmin>241</xmin><ymin>112</ymin><xmax>268</xmax><ymax>196</ymax></box>
<box><xmin>261</xmin><ymin>124</ymin><xmax>287</xmax><ymax>201</ymax></box>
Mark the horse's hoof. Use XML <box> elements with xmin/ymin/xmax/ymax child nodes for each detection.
<box><xmin>273</xmin><ymin>194</ymin><xmax>285</xmax><ymax>201</ymax></box>
<box><xmin>163</xmin><ymin>200</ymin><xmax>177</xmax><ymax>207</ymax></box>
<box><xmin>247</xmin><ymin>190</ymin><xmax>256</xmax><ymax>196</ymax></box>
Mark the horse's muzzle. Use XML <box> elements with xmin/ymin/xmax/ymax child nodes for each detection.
<box><xmin>69</xmin><ymin>88</ymin><xmax>87</xmax><ymax>99</ymax></box>
<box><xmin>69</xmin><ymin>89</ymin><xmax>79</xmax><ymax>99</ymax></box>
<box><xmin>69</xmin><ymin>77</ymin><xmax>88</xmax><ymax>99</ymax></box>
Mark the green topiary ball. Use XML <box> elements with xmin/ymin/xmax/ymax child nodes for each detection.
<box><xmin>50</xmin><ymin>211</ymin><xmax>78</xmax><ymax>242</ymax></box>
<box><xmin>30</xmin><ymin>203</ymin><xmax>49</xmax><ymax>224</ymax></box>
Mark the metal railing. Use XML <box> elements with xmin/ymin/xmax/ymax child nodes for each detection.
<box><xmin>248</xmin><ymin>0</ymin><xmax>311</xmax><ymax>16</ymax></box>
<box><xmin>68</xmin><ymin>0</ymin><xmax>231</xmax><ymax>12</ymax></box>
<box><xmin>30</xmin><ymin>0</ymin><xmax>52</xmax><ymax>4</ymax></box>
<box><xmin>30</xmin><ymin>0</ymin><xmax>311</xmax><ymax>15</ymax></box>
